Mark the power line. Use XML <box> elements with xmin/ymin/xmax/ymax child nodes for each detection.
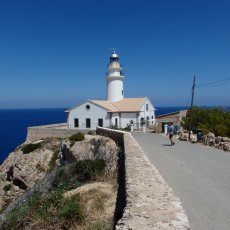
<box><xmin>197</xmin><ymin>76</ymin><xmax>230</xmax><ymax>88</ymax></box>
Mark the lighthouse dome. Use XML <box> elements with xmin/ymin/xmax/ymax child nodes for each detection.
<box><xmin>111</xmin><ymin>52</ymin><xmax>119</xmax><ymax>58</ymax></box>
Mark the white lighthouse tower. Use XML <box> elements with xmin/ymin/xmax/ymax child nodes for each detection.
<box><xmin>106</xmin><ymin>50</ymin><xmax>124</xmax><ymax>102</ymax></box>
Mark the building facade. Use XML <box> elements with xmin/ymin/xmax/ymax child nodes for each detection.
<box><xmin>66</xmin><ymin>51</ymin><xmax>156</xmax><ymax>130</ymax></box>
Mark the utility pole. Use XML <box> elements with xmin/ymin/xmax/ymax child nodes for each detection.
<box><xmin>189</xmin><ymin>76</ymin><xmax>196</xmax><ymax>141</ymax></box>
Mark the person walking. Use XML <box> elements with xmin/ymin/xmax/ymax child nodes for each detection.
<box><xmin>166</xmin><ymin>122</ymin><xmax>175</xmax><ymax>146</ymax></box>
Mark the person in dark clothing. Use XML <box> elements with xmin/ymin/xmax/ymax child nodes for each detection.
<box><xmin>166</xmin><ymin>122</ymin><xmax>175</xmax><ymax>146</ymax></box>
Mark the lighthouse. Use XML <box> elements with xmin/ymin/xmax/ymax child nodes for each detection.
<box><xmin>67</xmin><ymin>50</ymin><xmax>156</xmax><ymax>130</ymax></box>
<box><xmin>106</xmin><ymin>51</ymin><xmax>124</xmax><ymax>102</ymax></box>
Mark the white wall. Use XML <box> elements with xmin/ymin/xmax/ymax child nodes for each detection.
<box><xmin>138</xmin><ymin>98</ymin><xmax>156</xmax><ymax>126</ymax></box>
<box><xmin>106</xmin><ymin>77</ymin><xmax>124</xmax><ymax>102</ymax></box>
<box><xmin>111</xmin><ymin>113</ymin><xmax>119</xmax><ymax>127</ymax></box>
<box><xmin>67</xmin><ymin>98</ymin><xmax>156</xmax><ymax>130</ymax></box>
<box><xmin>120</xmin><ymin>113</ymin><xmax>137</xmax><ymax>128</ymax></box>
<box><xmin>68</xmin><ymin>101</ymin><xmax>110</xmax><ymax>130</ymax></box>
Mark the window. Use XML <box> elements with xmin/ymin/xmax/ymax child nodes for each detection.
<box><xmin>98</xmin><ymin>119</ymin><xmax>103</xmax><ymax>127</ymax></box>
<box><xmin>86</xmin><ymin>118</ymin><xmax>91</xmax><ymax>128</ymax></box>
<box><xmin>115</xmin><ymin>118</ymin><xmax>118</xmax><ymax>127</ymax></box>
<box><xmin>74</xmin><ymin>118</ymin><xmax>79</xmax><ymax>128</ymax></box>
<box><xmin>86</xmin><ymin>104</ymin><xmax>90</xmax><ymax>110</ymax></box>
<box><xmin>146</xmin><ymin>104</ymin><xmax>149</xmax><ymax>111</ymax></box>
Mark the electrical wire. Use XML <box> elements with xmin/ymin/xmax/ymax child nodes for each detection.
<box><xmin>197</xmin><ymin>76</ymin><xmax>230</xmax><ymax>88</ymax></box>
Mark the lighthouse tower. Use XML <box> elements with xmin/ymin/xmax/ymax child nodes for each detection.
<box><xmin>106</xmin><ymin>51</ymin><xmax>124</xmax><ymax>102</ymax></box>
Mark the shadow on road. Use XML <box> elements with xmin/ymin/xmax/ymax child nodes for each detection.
<box><xmin>162</xmin><ymin>144</ymin><xmax>173</xmax><ymax>147</ymax></box>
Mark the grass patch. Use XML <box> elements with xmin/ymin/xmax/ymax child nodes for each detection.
<box><xmin>53</xmin><ymin>164</ymin><xmax>84</xmax><ymax>191</ymax></box>
<box><xmin>69</xmin><ymin>133</ymin><xmax>85</xmax><ymax>142</ymax></box>
<box><xmin>59</xmin><ymin>194</ymin><xmax>84</xmax><ymax>221</ymax></box>
<box><xmin>90</xmin><ymin>221</ymin><xmax>111</xmax><ymax>230</ymax></box>
<box><xmin>69</xmin><ymin>133</ymin><xmax>85</xmax><ymax>146</ymax></box>
<box><xmin>1</xmin><ymin>190</ymin><xmax>84</xmax><ymax>230</ymax></box>
<box><xmin>48</xmin><ymin>150</ymin><xmax>59</xmax><ymax>171</ymax></box>
<box><xmin>75</xmin><ymin>158</ymin><xmax>106</xmax><ymax>182</ymax></box>
<box><xmin>21</xmin><ymin>143</ymin><xmax>41</xmax><ymax>154</ymax></box>
<box><xmin>52</xmin><ymin>159</ymin><xmax>106</xmax><ymax>191</ymax></box>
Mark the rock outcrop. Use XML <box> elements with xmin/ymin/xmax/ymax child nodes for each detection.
<box><xmin>178</xmin><ymin>130</ymin><xmax>230</xmax><ymax>152</ymax></box>
<box><xmin>0</xmin><ymin>138</ymin><xmax>59</xmax><ymax>211</ymax></box>
<box><xmin>178</xmin><ymin>130</ymin><xmax>197</xmax><ymax>143</ymax></box>
<box><xmin>0</xmin><ymin>135</ymin><xmax>119</xmax><ymax>212</ymax></box>
<box><xmin>204</xmin><ymin>132</ymin><xmax>230</xmax><ymax>151</ymax></box>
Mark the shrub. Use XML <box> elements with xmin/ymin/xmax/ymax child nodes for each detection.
<box><xmin>69</xmin><ymin>133</ymin><xmax>84</xmax><ymax>142</ymax></box>
<box><xmin>21</xmin><ymin>143</ymin><xmax>41</xmax><ymax>154</ymax></box>
<box><xmin>48</xmin><ymin>150</ymin><xmax>59</xmax><ymax>171</ymax></box>
<box><xmin>181</xmin><ymin>107</ymin><xmax>230</xmax><ymax>137</ymax></box>
<box><xmin>59</xmin><ymin>194</ymin><xmax>84</xmax><ymax>221</ymax></box>
<box><xmin>2</xmin><ymin>206</ymin><xmax>28</xmax><ymax>229</ymax></box>
<box><xmin>1</xmin><ymin>190</ymin><xmax>84</xmax><ymax>229</ymax></box>
<box><xmin>52</xmin><ymin>164</ymin><xmax>83</xmax><ymax>191</ymax></box>
<box><xmin>75</xmin><ymin>159</ymin><xmax>106</xmax><ymax>182</ymax></box>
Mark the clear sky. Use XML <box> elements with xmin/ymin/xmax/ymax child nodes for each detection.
<box><xmin>0</xmin><ymin>0</ymin><xmax>229</xmax><ymax>108</ymax></box>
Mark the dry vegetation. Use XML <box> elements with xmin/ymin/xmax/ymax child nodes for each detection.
<box><xmin>0</xmin><ymin>133</ymin><xmax>118</xmax><ymax>230</ymax></box>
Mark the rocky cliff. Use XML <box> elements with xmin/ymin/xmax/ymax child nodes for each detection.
<box><xmin>0</xmin><ymin>134</ymin><xmax>119</xmax><ymax>229</ymax></box>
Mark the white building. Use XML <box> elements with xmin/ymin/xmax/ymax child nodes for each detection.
<box><xmin>66</xmin><ymin>51</ymin><xmax>156</xmax><ymax>130</ymax></box>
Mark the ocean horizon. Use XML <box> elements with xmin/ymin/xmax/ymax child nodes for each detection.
<box><xmin>0</xmin><ymin>106</ymin><xmax>229</xmax><ymax>165</ymax></box>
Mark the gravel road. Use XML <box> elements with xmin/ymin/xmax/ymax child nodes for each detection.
<box><xmin>132</xmin><ymin>132</ymin><xmax>230</xmax><ymax>230</ymax></box>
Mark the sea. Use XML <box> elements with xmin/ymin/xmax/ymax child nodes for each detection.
<box><xmin>0</xmin><ymin>106</ymin><xmax>229</xmax><ymax>165</ymax></box>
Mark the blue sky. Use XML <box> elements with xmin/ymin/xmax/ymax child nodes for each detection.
<box><xmin>0</xmin><ymin>0</ymin><xmax>229</xmax><ymax>108</ymax></box>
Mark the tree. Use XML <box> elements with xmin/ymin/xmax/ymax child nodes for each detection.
<box><xmin>181</xmin><ymin>107</ymin><xmax>230</xmax><ymax>137</ymax></box>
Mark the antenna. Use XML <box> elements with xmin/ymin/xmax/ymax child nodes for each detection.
<box><xmin>109</xmin><ymin>48</ymin><xmax>117</xmax><ymax>53</ymax></box>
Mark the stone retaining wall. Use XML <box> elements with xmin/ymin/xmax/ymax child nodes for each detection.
<box><xmin>97</xmin><ymin>127</ymin><xmax>190</xmax><ymax>229</ymax></box>
<box><xmin>26</xmin><ymin>125</ymin><xmax>190</xmax><ymax>229</ymax></box>
<box><xmin>26</xmin><ymin>123</ymin><xmax>89</xmax><ymax>141</ymax></box>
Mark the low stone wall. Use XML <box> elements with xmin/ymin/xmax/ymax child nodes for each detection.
<box><xmin>97</xmin><ymin>127</ymin><xmax>190</xmax><ymax>229</ymax></box>
<box><xmin>26</xmin><ymin>123</ymin><xmax>89</xmax><ymax>142</ymax></box>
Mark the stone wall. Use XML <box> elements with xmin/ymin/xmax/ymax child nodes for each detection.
<box><xmin>26</xmin><ymin>123</ymin><xmax>89</xmax><ymax>142</ymax></box>
<box><xmin>156</xmin><ymin>110</ymin><xmax>187</xmax><ymax>133</ymax></box>
<box><xmin>26</xmin><ymin>125</ymin><xmax>190</xmax><ymax>229</ymax></box>
<box><xmin>96</xmin><ymin>127</ymin><xmax>126</xmax><ymax>225</ymax></box>
<box><xmin>97</xmin><ymin>127</ymin><xmax>190</xmax><ymax>229</ymax></box>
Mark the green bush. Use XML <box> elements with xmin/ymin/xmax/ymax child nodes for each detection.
<box><xmin>52</xmin><ymin>164</ymin><xmax>83</xmax><ymax>191</ymax></box>
<box><xmin>1</xmin><ymin>190</ymin><xmax>84</xmax><ymax>229</ymax></box>
<box><xmin>69</xmin><ymin>133</ymin><xmax>85</xmax><ymax>142</ymax></box>
<box><xmin>53</xmin><ymin>159</ymin><xmax>106</xmax><ymax>190</ymax></box>
<box><xmin>59</xmin><ymin>194</ymin><xmax>83</xmax><ymax>221</ymax></box>
<box><xmin>3</xmin><ymin>206</ymin><xmax>28</xmax><ymax>230</ymax></box>
<box><xmin>75</xmin><ymin>159</ymin><xmax>106</xmax><ymax>182</ymax></box>
<box><xmin>181</xmin><ymin>107</ymin><xmax>230</xmax><ymax>137</ymax></box>
<box><xmin>21</xmin><ymin>143</ymin><xmax>41</xmax><ymax>154</ymax></box>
